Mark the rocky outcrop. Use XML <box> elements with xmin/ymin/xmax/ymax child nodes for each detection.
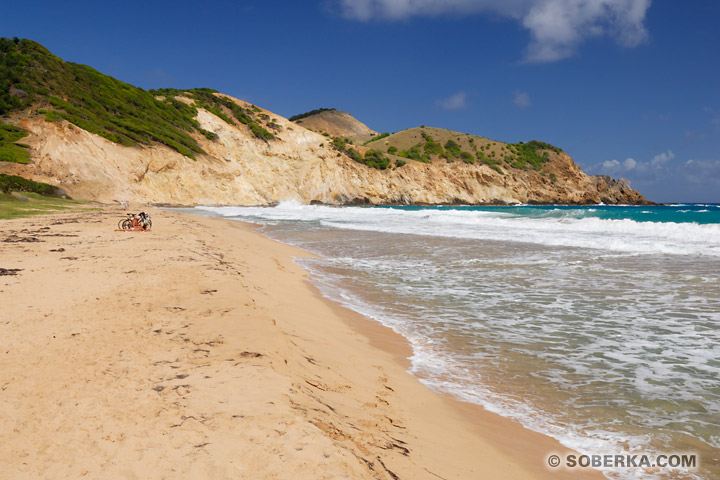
<box><xmin>591</xmin><ymin>175</ymin><xmax>645</xmax><ymax>204</ymax></box>
<box><xmin>0</xmin><ymin>96</ymin><xmax>649</xmax><ymax>206</ymax></box>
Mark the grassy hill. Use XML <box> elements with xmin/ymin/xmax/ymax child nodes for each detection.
<box><xmin>289</xmin><ymin>106</ymin><xmax>564</xmax><ymax>173</ymax></box>
<box><xmin>333</xmin><ymin>125</ymin><xmax>562</xmax><ymax>175</ymax></box>
<box><xmin>0</xmin><ymin>38</ymin><xmax>275</xmax><ymax>160</ymax></box>
<box><xmin>3</xmin><ymin>37</ymin><xmax>563</xmax><ymax>176</ymax></box>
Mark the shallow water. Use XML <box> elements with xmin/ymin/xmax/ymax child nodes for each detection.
<box><xmin>185</xmin><ymin>203</ymin><xmax>720</xmax><ymax>479</ymax></box>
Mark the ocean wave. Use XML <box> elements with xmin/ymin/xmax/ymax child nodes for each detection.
<box><xmin>197</xmin><ymin>202</ymin><xmax>720</xmax><ymax>257</ymax></box>
<box><xmin>296</xmin><ymin>256</ymin><xmax>714</xmax><ymax>480</ymax></box>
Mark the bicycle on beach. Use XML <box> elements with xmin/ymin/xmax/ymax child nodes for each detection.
<box><xmin>118</xmin><ymin>213</ymin><xmax>134</xmax><ymax>230</ymax></box>
<box><xmin>118</xmin><ymin>212</ymin><xmax>152</xmax><ymax>231</ymax></box>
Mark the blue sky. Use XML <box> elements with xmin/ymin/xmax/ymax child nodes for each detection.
<box><xmin>2</xmin><ymin>0</ymin><xmax>719</xmax><ymax>202</ymax></box>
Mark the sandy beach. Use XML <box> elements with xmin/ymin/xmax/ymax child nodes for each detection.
<box><xmin>0</xmin><ymin>207</ymin><xmax>604</xmax><ymax>479</ymax></box>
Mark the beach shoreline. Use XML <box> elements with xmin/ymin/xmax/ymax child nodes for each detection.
<box><xmin>0</xmin><ymin>206</ymin><xmax>604</xmax><ymax>479</ymax></box>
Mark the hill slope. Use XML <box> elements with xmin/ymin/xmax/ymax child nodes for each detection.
<box><xmin>290</xmin><ymin>109</ymin><xmax>378</xmax><ymax>144</ymax></box>
<box><xmin>0</xmin><ymin>38</ymin><xmax>648</xmax><ymax>205</ymax></box>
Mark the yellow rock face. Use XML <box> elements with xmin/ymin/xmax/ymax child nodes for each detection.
<box><xmin>0</xmin><ymin>98</ymin><xmax>647</xmax><ymax>206</ymax></box>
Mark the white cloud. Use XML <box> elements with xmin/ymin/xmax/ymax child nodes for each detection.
<box><xmin>436</xmin><ymin>91</ymin><xmax>468</xmax><ymax>110</ymax></box>
<box><xmin>514</xmin><ymin>90</ymin><xmax>532</xmax><ymax>108</ymax></box>
<box><xmin>602</xmin><ymin>159</ymin><xmax>620</xmax><ymax>169</ymax></box>
<box><xmin>594</xmin><ymin>149</ymin><xmax>679</xmax><ymax>179</ymax></box>
<box><xmin>522</xmin><ymin>0</ymin><xmax>651</xmax><ymax>62</ymax></box>
<box><xmin>623</xmin><ymin>157</ymin><xmax>637</xmax><ymax>170</ymax></box>
<box><xmin>335</xmin><ymin>0</ymin><xmax>651</xmax><ymax>62</ymax></box>
<box><xmin>651</xmin><ymin>149</ymin><xmax>675</xmax><ymax>167</ymax></box>
<box><xmin>336</xmin><ymin>0</ymin><xmax>521</xmax><ymax>21</ymax></box>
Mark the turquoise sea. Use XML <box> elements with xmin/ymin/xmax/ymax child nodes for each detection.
<box><xmin>188</xmin><ymin>203</ymin><xmax>720</xmax><ymax>480</ymax></box>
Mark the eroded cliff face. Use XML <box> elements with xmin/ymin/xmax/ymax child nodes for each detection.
<box><xmin>0</xmin><ymin>97</ymin><xmax>647</xmax><ymax>206</ymax></box>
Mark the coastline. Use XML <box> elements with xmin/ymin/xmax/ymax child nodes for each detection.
<box><xmin>0</xmin><ymin>206</ymin><xmax>604</xmax><ymax>479</ymax></box>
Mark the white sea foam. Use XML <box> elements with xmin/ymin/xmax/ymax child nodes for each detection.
<box><xmin>197</xmin><ymin>202</ymin><xmax>720</xmax><ymax>257</ymax></box>
<box><xmin>298</xmin><ymin>255</ymin><xmax>713</xmax><ymax>480</ymax></box>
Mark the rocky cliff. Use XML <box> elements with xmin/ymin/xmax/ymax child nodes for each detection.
<box><xmin>0</xmin><ymin>38</ymin><xmax>648</xmax><ymax>206</ymax></box>
<box><xmin>0</xmin><ymin>101</ymin><xmax>647</xmax><ymax>205</ymax></box>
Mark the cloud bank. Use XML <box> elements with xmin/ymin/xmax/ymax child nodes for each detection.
<box><xmin>592</xmin><ymin>150</ymin><xmax>720</xmax><ymax>201</ymax></box>
<box><xmin>335</xmin><ymin>0</ymin><xmax>652</xmax><ymax>62</ymax></box>
<box><xmin>598</xmin><ymin>149</ymin><xmax>673</xmax><ymax>174</ymax></box>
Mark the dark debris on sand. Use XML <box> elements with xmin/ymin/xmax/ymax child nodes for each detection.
<box><xmin>3</xmin><ymin>235</ymin><xmax>43</xmax><ymax>243</ymax></box>
<box><xmin>0</xmin><ymin>268</ymin><xmax>23</xmax><ymax>276</ymax></box>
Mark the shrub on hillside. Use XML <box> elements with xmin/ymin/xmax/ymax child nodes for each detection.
<box><xmin>0</xmin><ymin>173</ymin><xmax>59</xmax><ymax>195</ymax></box>
<box><xmin>399</xmin><ymin>143</ymin><xmax>430</xmax><ymax>163</ymax></box>
<box><xmin>423</xmin><ymin>134</ymin><xmax>444</xmax><ymax>156</ymax></box>
<box><xmin>460</xmin><ymin>151</ymin><xmax>474</xmax><ymax>164</ymax></box>
<box><xmin>288</xmin><ymin>108</ymin><xmax>334</xmax><ymax>122</ymax></box>
<box><xmin>0</xmin><ymin>123</ymin><xmax>30</xmax><ymax>163</ymax></box>
<box><xmin>0</xmin><ymin>38</ymin><xmax>277</xmax><ymax>159</ymax></box>
<box><xmin>364</xmin><ymin>132</ymin><xmax>389</xmax><ymax>145</ymax></box>
<box><xmin>250</xmin><ymin>123</ymin><xmax>274</xmax><ymax>141</ymax></box>
<box><xmin>444</xmin><ymin>139</ymin><xmax>461</xmax><ymax>160</ymax></box>
<box><xmin>476</xmin><ymin>151</ymin><xmax>503</xmax><ymax>174</ymax></box>
<box><xmin>362</xmin><ymin>149</ymin><xmax>391</xmax><ymax>169</ymax></box>
<box><xmin>346</xmin><ymin>148</ymin><xmax>363</xmax><ymax>162</ymax></box>
<box><xmin>506</xmin><ymin>140</ymin><xmax>559</xmax><ymax>170</ymax></box>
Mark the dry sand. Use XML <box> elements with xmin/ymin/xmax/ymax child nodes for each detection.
<box><xmin>0</xmin><ymin>207</ymin><xmax>605</xmax><ymax>479</ymax></box>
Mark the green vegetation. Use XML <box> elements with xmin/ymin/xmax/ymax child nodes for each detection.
<box><xmin>0</xmin><ymin>173</ymin><xmax>62</xmax><ymax>195</ymax></box>
<box><xmin>550</xmin><ymin>173</ymin><xmax>557</xmax><ymax>183</ymax></box>
<box><xmin>460</xmin><ymin>151</ymin><xmax>475</xmax><ymax>164</ymax></box>
<box><xmin>151</xmin><ymin>87</ymin><xmax>275</xmax><ymax>141</ymax></box>
<box><xmin>346</xmin><ymin>148</ymin><xmax>363</xmax><ymax>162</ymax></box>
<box><xmin>0</xmin><ymin>191</ymin><xmax>87</xmax><ymax>219</ymax></box>
<box><xmin>355</xmin><ymin>127</ymin><xmax>561</xmax><ymax>174</ymax></box>
<box><xmin>476</xmin><ymin>151</ymin><xmax>503</xmax><ymax>174</ymax></box>
<box><xmin>0</xmin><ymin>122</ymin><xmax>30</xmax><ymax>163</ymax></box>
<box><xmin>505</xmin><ymin>140</ymin><xmax>560</xmax><ymax>170</ymax></box>
<box><xmin>0</xmin><ymin>172</ymin><xmax>91</xmax><ymax>219</ymax></box>
<box><xmin>288</xmin><ymin>108</ymin><xmax>334</xmax><ymax>122</ymax></box>
<box><xmin>364</xmin><ymin>132</ymin><xmax>389</xmax><ymax>145</ymax></box>
<box><xmin>250</xmin><ymin>122</ymin><xmax>275</xmax><ymax>141</ymax></box>
<box><xmin>444</xmin><ymin>139</ymin><xmax>462</xmax><ymax>160</ymax></box>
<box><xmin>422</xmin><ymin>133</ymin><xmax>444</xmax><ymax>156</ymax></box>
<box><xmin>331</xmin><ymin>136</ymin><xmax>397</xmax><ymax>169</ymax></box>
<box><xmin>361</xmin><ymin>150</ymin><xmax>391</xmax><ymax>169</ymax></box>
<box><xmin>331</xmin><ymin>136</ymin><xmax>350</xmax><ymax>151</ymax></box>
<box><xmin>0</xmin><ymin>38</ymin><xmax>274</xmax><ymax>160</ymax></box>
<box><xmin>398</xmin><ymin>143</ymin><xmax>430</xmax><ymax>163</ymax></box>
<box><xmin>441</xmin><ymin>139</ymin><xmax>474</xmax><ymax>164</ymax></box>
